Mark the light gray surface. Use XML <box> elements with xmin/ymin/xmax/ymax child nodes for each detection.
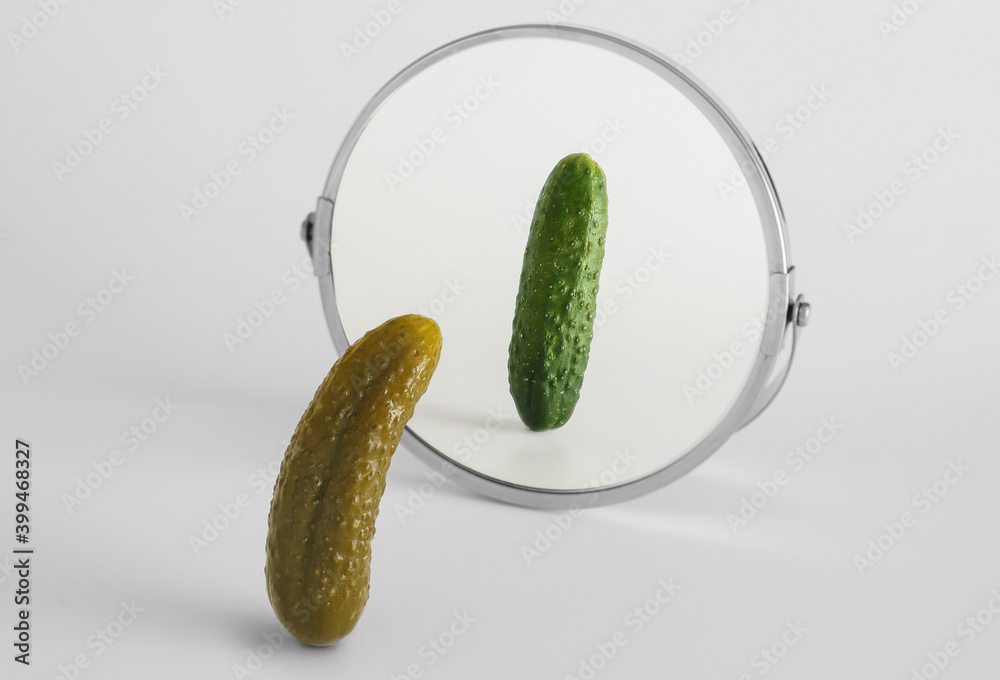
<box><xmin>1</xmin><ymin>1</ymin><xmax>998</xmax><ymax>678</ymax></box>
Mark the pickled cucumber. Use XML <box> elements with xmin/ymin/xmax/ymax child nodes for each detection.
<box><xmin>508</xmin><ymin>153</ymin><xmax>608</xmax><ymax>431</ymax></box>
<box><xmin>265</xmin><ymin>314</ymin><xmax>441</xmax><ymax>645</ymax></box>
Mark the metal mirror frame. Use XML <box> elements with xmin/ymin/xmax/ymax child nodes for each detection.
<box><xmin>300</xmin><ymin>24</ymin><xmax>809</xmax><ymax>509</ymax></box>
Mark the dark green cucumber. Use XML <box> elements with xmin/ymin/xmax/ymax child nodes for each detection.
<box><xmin>508</xmin><ymin>153</ymin><xmax>608</xmax><ymax>431</ymax></box>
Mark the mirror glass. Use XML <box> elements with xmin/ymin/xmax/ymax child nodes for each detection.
<box><xmin>329</xmin><ymin>33</ymin><xmax>771</xmax><ymax>492</ymax></box>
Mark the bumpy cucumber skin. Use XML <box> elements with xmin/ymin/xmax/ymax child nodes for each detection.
<box><xmin>265</xmin><ymin>315</ymin><xmax>441</xmax><ymax>646</ymax></box>
<box><xmin>508</xmin><ymin>153</ymin><xmax>608</xmax><ymax>431</ymax></box>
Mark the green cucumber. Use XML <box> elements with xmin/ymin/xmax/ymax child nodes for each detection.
<box><xmin>508</xmin><ymin>152</ymin><xmax>608</xmax><ymax>431</ymax></box>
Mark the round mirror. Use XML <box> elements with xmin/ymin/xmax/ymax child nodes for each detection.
<box><xmin>306</xmin><ymin>25</ymin><xmax>805</xmax><ymax>508</ymax></box>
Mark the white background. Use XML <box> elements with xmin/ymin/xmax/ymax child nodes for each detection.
<box><xmin>1</xmin><ymin>1</ymin><xmax>999</xmax><ymax>679</ymax></box>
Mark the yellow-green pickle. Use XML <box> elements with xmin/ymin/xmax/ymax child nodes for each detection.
<box><xmin>265</xmin><ymin>314</ymin><xmax>442</xmax><ymax>645</ymax></box>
